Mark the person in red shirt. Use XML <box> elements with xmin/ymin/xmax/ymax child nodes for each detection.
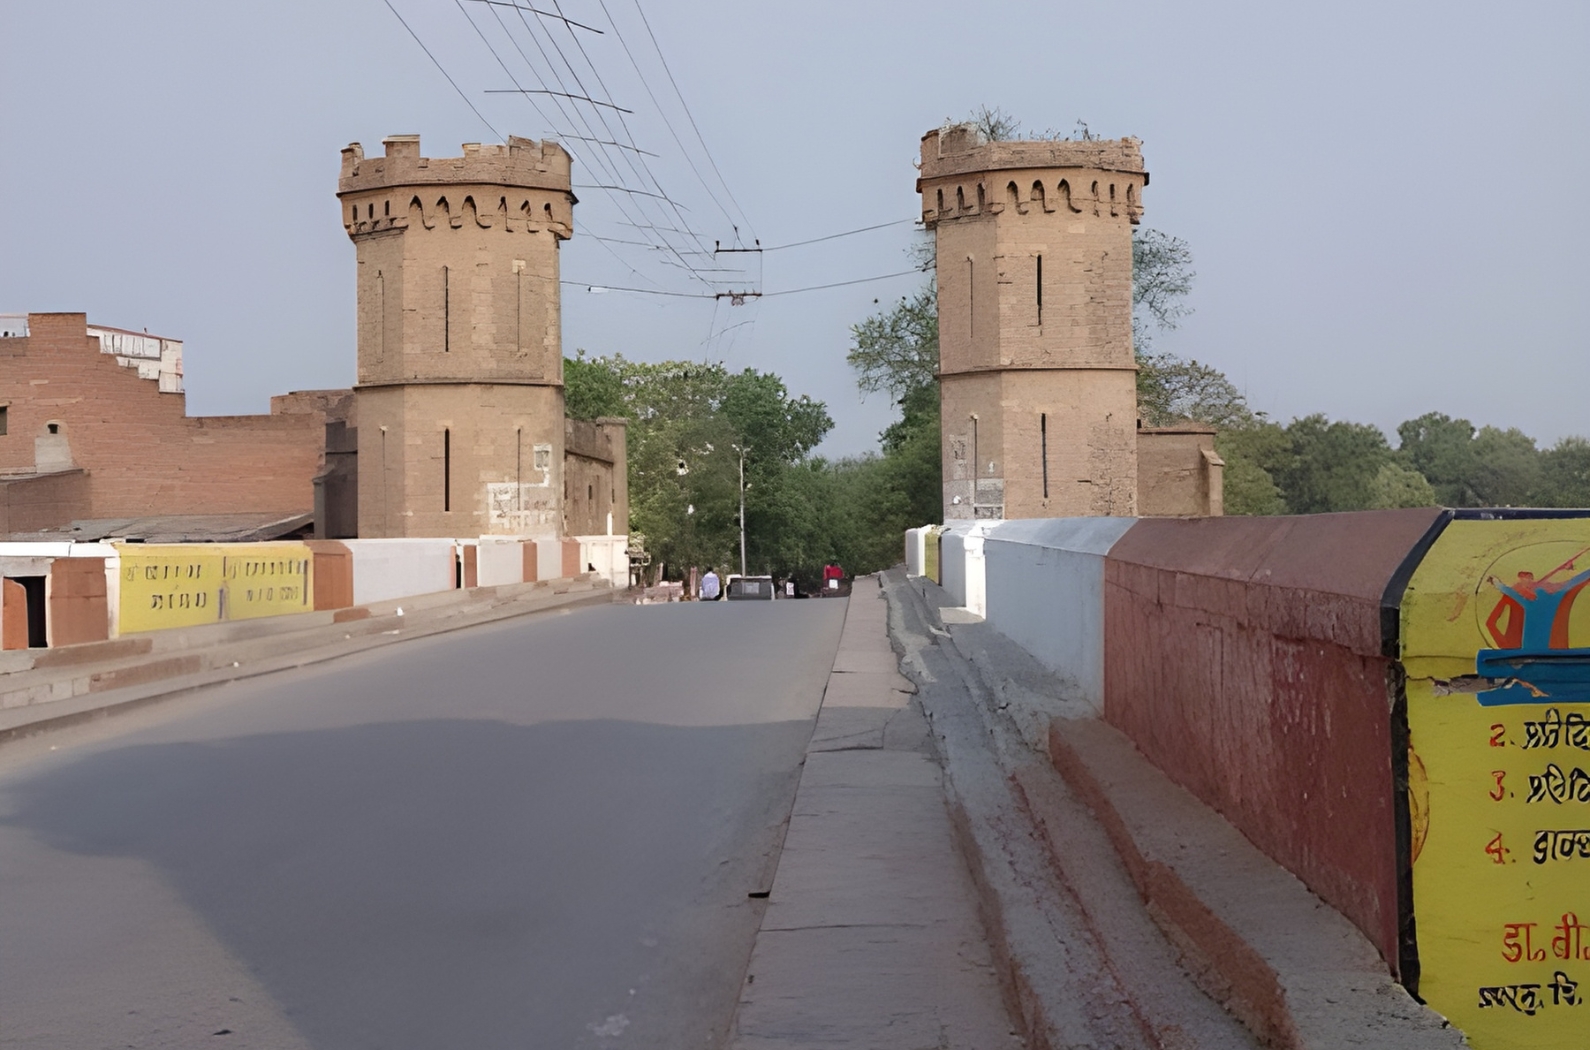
<box><xmin>822</xmin><ymin>563</ymin><xmax>844</xmax><ymax>593</ymax></box>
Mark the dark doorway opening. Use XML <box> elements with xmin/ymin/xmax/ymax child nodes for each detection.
<box><xmin>17</xmin><ymin>576</ymin><xmax>47</xmax><ymax>648</ymax></box>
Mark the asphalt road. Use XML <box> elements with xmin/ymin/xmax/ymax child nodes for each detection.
<box><xmin>0</xmin><ymin>597</ymin><xmax>848</xmax><ymax>1050</ymax></box>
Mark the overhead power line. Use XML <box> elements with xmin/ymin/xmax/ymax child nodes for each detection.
<box><xmin>596</xmin><ymin>0</ymin><xmax>753</xmax><ymax>242</ymax></box>
<box><xmin>558</xmin><ymin>135</ymin><xmax>657</xmax><ymax>155</ymax></box>
<box><xmin>628</xmin><ymin>0</ymin><xmax>755</xmax><ymax>238</ymax></box>
<box><xmin>761</xmin><ymin>219</ymin><xmax>918</xmax><ymax>252</ymax></box>
<box><xmin>761</xmin><ymin>267</ymin><xmax>930</xmax><ymax>297</ymax></box>
<box><xmin>575</xmin><ymin>184</ymin><xmax>683</xmax><ymax>202</ymax></box>
<box><xmin>485</xmin><ymin>88</ymin><xmax>633</xmax><ymax>112</ymax></box>
<box><xmin>464</xmin><ymin>0</ymin><xmax>603</xmax><ymax>33</ymax></box>
<box><xmin>564</xmin><ymin>282</ymin><xmax>705</xmax><ymax>298</ymax></box>
<box><xmin>566</xmin><ymin>265</ymin><xmax>929</xmax><ymax>300</ymax></box>
<box><xmin>382</xmin><ymin>0</ymin><xmax>503</xmax><ymax>141</ymax></box>
<box><xmin>466</xmin><ymin>3</ymin><xmax>717</xmax><ymax>289</ymax></box>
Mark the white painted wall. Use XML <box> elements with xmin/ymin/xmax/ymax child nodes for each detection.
<box><xmin>531</xmin><ymin>538</ymin><xmax>564</xmax><ymax>582</ymax></box>
<box><xmin>575</xmin><ymin>535</ymin><xmax>630</xmax><ymax>588</ymax></box>
<box><xmin>939</xmin><ymin>521</ymin><xmax>992</xmax><ymax>618</ymax></box>
<box><xmin>344</xmin><ymin>539</ymin><xmax>457</xmax><ymax>606</ymax></box>
<box><xmin>476</xmin><ymin>538</ymin><xmax>526</xmax><ymax>587</ymax></box>
<box><xmin>904</xmin><ymin>528</ymin><xmax>926</xmax><ymax>577</ymax></box>
<box><xmin>0</xmin><ymin>543</ymin><xmax>119</xmax><ymax>560</ymax></box>
<box><xmin>982</xmin><ymin>518</ymin><xmax>1137</xmax><ymax>712</ymax></box>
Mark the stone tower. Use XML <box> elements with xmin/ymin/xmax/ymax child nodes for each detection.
<box><xmin>918</xmin><ymin>126</ymin><xmax>1146</xmax><ymax>520</ymax></box>
<box><xmin>338</xmin><ymin>135</ymin><xmax>575</xmax><ymax>538</ymax></box>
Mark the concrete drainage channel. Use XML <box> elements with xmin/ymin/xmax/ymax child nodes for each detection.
<box><xmin>878</xmin><ymin>567</ymin><xmax>1467</xmax><ymax>1050</ymax></box>
<box><xmin>0</xmin><ymin>576</ymin><xmax>615</xmax><ymax>746</ymax></box>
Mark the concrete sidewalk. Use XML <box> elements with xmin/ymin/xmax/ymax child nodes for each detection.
<box><xmin>729</xmin><ymin>578</ymin><xmax>1020</xmax><ymax>1049</ymax></box>
<box><xmin>0</xmin><ymin>577</ymin><xmax>614</xmax><ymax>746</ymax></box>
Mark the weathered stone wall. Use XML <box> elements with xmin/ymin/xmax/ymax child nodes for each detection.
<box><xmin>563</xmin><ymin>416</ymin><xmax>628</xmax><ymax>538</ymax></box>
<box><xmin>355</xmin><ymin>383</ymin><xmax>564</xmax><ymax>539</ymax></box>
<box><xmin>1137</xmin><ymin>427</ymin><xmax>1224</xmax><ymax>516</ymax></box>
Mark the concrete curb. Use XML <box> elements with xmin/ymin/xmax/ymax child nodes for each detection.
<box><xmin>1048</xmin><ymin>718</ymin><xmax>1468</xmax><ymax>1050</ymax></box>
<box><xmin>881</xmin><ymin>569</ymin><xmax>1194</xmax><ymax>1050</ymax></box>
<box><xmin>0</xmin><ymin>579</ymin><xmax>615</xmax><ymax>747</ymax></box>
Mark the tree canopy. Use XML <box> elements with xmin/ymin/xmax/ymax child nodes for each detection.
<box><xmin>564</xmin><ymin>352</ymin><xmax>840</xmax><ymax>582</ymax></box>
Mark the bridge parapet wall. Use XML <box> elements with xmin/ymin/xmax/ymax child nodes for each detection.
<box><xmin>1102</xmin><ymin>510</ymin><xmax>1445</xmax><ymax>978</ymax></box>
<box><xmin>981</xmin><ymin>517</ymin><xmax>1136</xmax><ymax>710</ymax></box>
<box><xmin>931</xmin><ymin>506</ymin><xmax>1590</xmax><ymax>1040</ymax></box>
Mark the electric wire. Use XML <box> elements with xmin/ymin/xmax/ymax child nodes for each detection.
<box><xmin>483</xmin><ymin>89</ymin><xmax>634</xmax><ymax>112</ymax></box>
<box><xmin>563</xmin><ymin>265</ymin><xmax>929</xmax><ymax>299</ymax></box>
<box><xmin>470</xmin><ymin>3</ymin><xmax>716</xmax><ymax>290</ymax></box>
<box><xmin>594</xmin><ymin>0</ymin><xmax>748</xmax><ymax>242</ymax></box>
<box><xmin>503</xmin><ymin>16</ymin><xmax>726</xmax><ymax>293</ymax></box>
<box><xmin>476</xmin><ymin>0</ymin><xmax>754</xmax><ymax>293</ymax></box>
<box><xmin>627</xmin><ymin>0</ymin><xmax>756</xmax><ymax>239</ymax></box>
<box><xmin>465</xmin><ymin>0</ymin><xmax>603</xmax><ymax>34</ymax></box>
<box><xmin>509</xmin><ymin>5</ymin><xmax>679</xmax><ymax>227</ymax></box>
<box><xmin>388</xmin><ymin>0</ymin><xmax>759</xmax><ymax>300</ymax></box>
<box><xmin>760</xmin><ymin>267</ymin><xmax>929</xmax><ymax>296</ymax></box>
<box><xmin>531</xmin><ymin>0</ymin><xmax>719</xmax><ymax>263</ymax></box>
<box><xmin>759</xmin><ymin>219</ymin><xmax>917</xmax><ymax>252</ymax></box>
<box><xmin>382</xmin><ymin>0</ymin><xmax>504</xmax><ymax>141</ymax></box>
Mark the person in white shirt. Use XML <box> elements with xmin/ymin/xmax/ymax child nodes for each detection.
<box><xmin>700</xmin><ymin>568</ymin><xmax>721</xmax><ymax>601</ymax></box>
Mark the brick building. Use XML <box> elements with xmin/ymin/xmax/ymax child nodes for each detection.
<box><xmin>0</xmin><ymin>312</ymin><xmax>348</xmax><ymax>537</ymax></box>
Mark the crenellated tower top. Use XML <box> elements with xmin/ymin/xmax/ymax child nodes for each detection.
<box><xmin>917</xmin><ymin>126</ymin><xmax>1146</xmax><ymax>228</ymax></box>
<box><xmin>338</xmin><ymin>135</ymin><xmax>576</xmax><ymax>239</ymax></box>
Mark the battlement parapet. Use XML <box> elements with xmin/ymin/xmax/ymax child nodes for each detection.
<box><xmin>918</xmin><ymin>125</ymin><xmax>1147</xmax><ymax>227</ymax></box>
<box><xmin>919</xmin><ymin>126</ymin><xmax>1145</xmax><ymax>181</ymax></box>
<box><xmin>339</xmin><ymin>135</ymin><xmax>571</xmax><ymax>195</ymax></box>
<box><xmin>339</xmin><ymin>134</ymin><xmax>575</xmax><ymax>239</ymax></box>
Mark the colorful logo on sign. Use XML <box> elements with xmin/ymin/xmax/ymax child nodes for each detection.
<box><xmin>1475</xmin><ymin>543</ymin><xmax>1590</xmax><ymax>705</ymax></box>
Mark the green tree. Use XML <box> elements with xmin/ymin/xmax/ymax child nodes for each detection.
<box><xmin>1396</xmin><ymin>412</ymin><xmax>1543</xmax><ymax>507</ymax></box>
<box><xmin>564</xmin><ymin>349</ymin><xmax>624</xmax><ymax>420</ymax></box>
<box><xmin>1217</xmin><ymin>422</ymin><xmax>1290</xmax><ymax>515</ymax></box>
<box><xmin>562</xmin><ymin>353</ymin><xmax>837</xmax><ymax>579</ymax></box>
<box><xmin>1137</xmin><ymin>353</ymin><xmax>1254</xmax><ymax>429</ymax></box>
<box><xmin>844</xmin><ymin>284</ymin><xmax>943</xmax><ymax>540</ymax></box>
<box><xmin>1274</xmin><ymin>414</ymin><xmax>1393</xmax><ymax>514</ymax></box>
<box><xmin>1132</xmin><ymin>228</ymin><xmax>1195</xmax><ymax>347</ymax></box>
<box><xmin>1533</xmin><ymin>437</ymin><xmax>1590</xmax><ymax>508</ymax></box>
<box><xmin>1468</xmin><ymin>426</ymin><xmax>1540</xmax><ymax>507</ymax></box>
<box><xmin>847</xmin><ymin>286</ymin><xmax>939</xmax><ymax>401</ymax></box>
<box><xmin>1367</xmin><ymin>462</ymin><xmax>1440</xmax><ymax>509</ymax></box>
<box><xmin>1397</xmin><ymin>412</ymin><xmax>1478</xmax><ymax>505</ymax></box>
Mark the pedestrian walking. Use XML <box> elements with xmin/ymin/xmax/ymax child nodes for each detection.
<box><xmin>700</xmin><ymin>567</ymin><xmax>721</xmax><ymax>601</ymax></box>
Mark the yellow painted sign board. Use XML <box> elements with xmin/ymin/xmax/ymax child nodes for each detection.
<box><xmin>221</xmin><ymin>544</ymin><xmax>312</xmax><ymax>621</ymax></box>
<box><xmin>116</xmin><ymin>545</ymin><xmax>227</xmax><ymax>632</ymax></box>
<box><xmin>115</xmin><ymin>543</ymin><xmax>312</xmax><ymax>634</ymax></box>
<box><xmin>1403</xmin><ymin>518</ymin><xmax>1590</xmax><ymax>1048</ymax></box>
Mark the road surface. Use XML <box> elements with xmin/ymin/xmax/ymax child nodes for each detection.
<box><xmin>0</xmin><ymin>598</ymin><xmax>847</xmax><ymax>1049</ymax></box>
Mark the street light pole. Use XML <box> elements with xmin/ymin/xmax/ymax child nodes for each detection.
<box><xmin>734</xmin><ymin>444</ymin><xmax>749</xmax><ymax>578</ymax></box>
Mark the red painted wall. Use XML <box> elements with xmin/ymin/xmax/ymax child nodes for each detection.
<box><xmin>1103</xmin><ymin>509</ymin><xmax>1442</xmax><ymax>973</ymax></box>
<box><xmin>47</xmin><ymin>557</ymin><xmax>109</xmax><ymax>647</ymax></box>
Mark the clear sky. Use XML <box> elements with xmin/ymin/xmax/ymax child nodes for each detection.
<box><xmin>2</xmin><ymin>0</ymin><xmax>1585</xmax><ymax>456</ymax></box>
